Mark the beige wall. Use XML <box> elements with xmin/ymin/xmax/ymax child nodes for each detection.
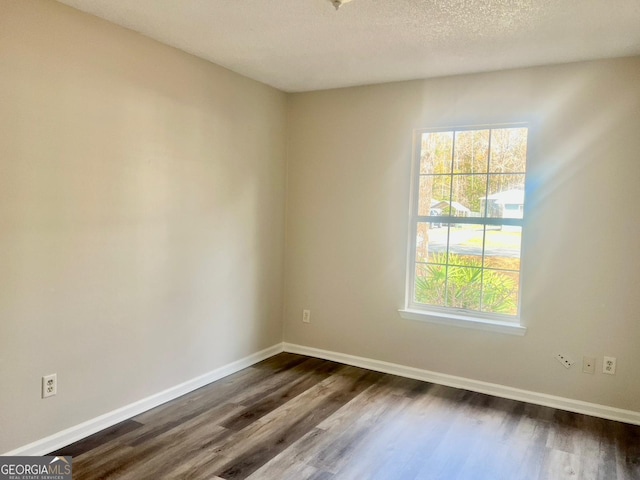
<box><xmin>0</xmin><ymin>0</ymin><xmax>286</xmax><ymax>453</ymax></box>
<box><xmin>285</xmin><ymin>57</ymin><xmax>640</xmax><ymax>412</ymax></box>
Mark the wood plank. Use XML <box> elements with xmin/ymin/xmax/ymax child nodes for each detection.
<box><xmin>131</xmin><ymin>364</ymin><xmax>284</xmax><ymax>425</ymax></box>
<box><xmin>221</xmin><ymin>359</ymin><xmax>340</xmax><ymax>431</ymax></box>
<box><xmin>48</xmin><ymin>419</ymin><xmax>143</xmax><ymax>457</ymax></box>
<box><xmin>246</xmin><ymin>458</ymin><xmax>320</xmax><ymax>480</ymax></box>
<box><xmin>251</xmin><ymin>352</ymin><xmax>310</xmax><ymax>373</ymax></box>
<box><xmin>613</xmin><ymin>418</ymin><xmax>640</xmax><ymax>480</ymax></box>
<box><xmin>211</xmin><ymin>367</ymin><xmax>383</xmax><ymax>479</ymax></box>
<box><xmin>71</xmin><ymin>403</ymin><xmax>244</xmax><ymax>480</ymax></box>
<box><xmin>164</xmin><ymin>366</ymin><xmax>382</xmax><ymax>479</ymax></box>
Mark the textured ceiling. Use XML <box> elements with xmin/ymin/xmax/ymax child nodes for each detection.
<box><xmin>56</xmin><ymin>0</ymin><xmax>640</xmax><ymax>92</ymax></box>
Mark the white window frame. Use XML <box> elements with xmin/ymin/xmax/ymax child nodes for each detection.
<box><xmin>399</xmin><ymin>123</ymin><xmax>528</xmax><ymax>336</ymax></box>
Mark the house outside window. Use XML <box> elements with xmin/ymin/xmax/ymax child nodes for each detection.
<box><xmin>403</xmin><ymin>125</ymin><xmax>528</xmax><ymax>329</ymax></box>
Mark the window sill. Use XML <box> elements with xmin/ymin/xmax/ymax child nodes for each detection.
<box><xmin>398</xmin><ymin>309</ymin><xmax>527</xmax><ymax>336</ymax></box>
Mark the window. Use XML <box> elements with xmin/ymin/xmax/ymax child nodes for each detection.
<box><xmin>401</xmin><ymin>125</ymin><xmax>528</xmax><ymax>333</ymax></box>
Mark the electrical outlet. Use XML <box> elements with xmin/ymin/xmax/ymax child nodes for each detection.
<box><xmin>42</xmin><ymin>374</ymin><xmax>57</xmax><ymax>398</ymax></box>
<box><xmin>555</xmin><ymin>353</ymin><xmax>573</xmax><ymax>369</ymax></box>
<box><xmin>582</xmin><ymin>356</ymin><xmax>595</xmax><ymax>374</ymax></box>
<box><xmin>603</xmin><ymin>356</ymin><xmax>616</xmax><ymax>375</ymax></box>
<box><xmin>302</xmin><ymin>309</ymin><xmax>311</xmax><ymax>323</ymax></box>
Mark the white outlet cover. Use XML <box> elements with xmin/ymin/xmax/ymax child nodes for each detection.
<box><xmin>42</xmin><ymin>374</ymin><xmax>57</xmax><ymax>398</ymax></box>
<box><xmin>603</xmin><ymin>356</ymin><xmax>616</xmax><ymax>375</ymax></box>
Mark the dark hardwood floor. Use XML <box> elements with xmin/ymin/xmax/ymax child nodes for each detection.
<box><xmin>51</xmin><ymin>353</ymin><xmax>640</xmax><ymax>479</ymax></box>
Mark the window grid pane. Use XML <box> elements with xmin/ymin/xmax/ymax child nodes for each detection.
<box><xmin>453</xmin><ymin>129</ymin><xmax>490</xmax><ymax>174</ymax></box>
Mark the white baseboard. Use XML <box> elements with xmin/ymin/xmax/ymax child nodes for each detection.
<box><xmin>283</xmin><ymin>342</ymin><xmax>640</xmax><ymax>426</ymax></box>
<box><xmin>3</xmin><ymin>343</ymin><xmax>284</xmax><ymax>456</ymax></box>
